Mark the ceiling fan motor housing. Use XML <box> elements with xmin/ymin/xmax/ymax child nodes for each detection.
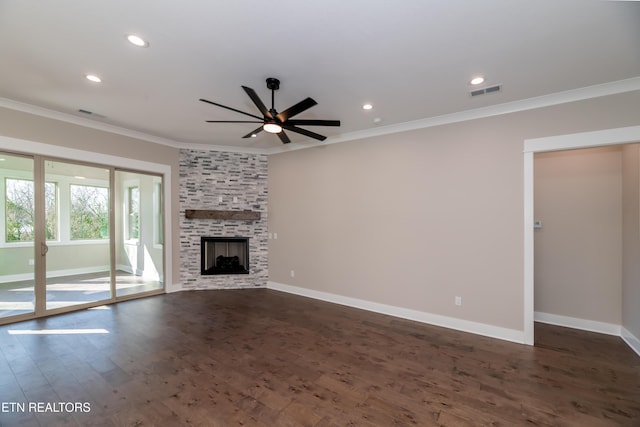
<box><xmin>266</xmin><ymin>78</ymin><xmax>280</xmax><ymax>91</ymax></box>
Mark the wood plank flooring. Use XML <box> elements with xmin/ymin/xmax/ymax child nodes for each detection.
<box><xmin>0</xmin><ymin>289</ymin><xmax>638</xmax><ymax>426</ymax></box>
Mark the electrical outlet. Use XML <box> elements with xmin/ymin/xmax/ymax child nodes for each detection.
<box><xmin>28</xmin><ymin>259</ymin><xmax>35</xmax><ymax>266</ymax></box>
<box><xmin>290</xmin><ymin>270</ymin><xmax>295</xmax><ymax>278</ymax></box>
<box><xmin>455</xmin><ymin>296</ymin><xmax>462</xmax><ymax>306</ymax></box>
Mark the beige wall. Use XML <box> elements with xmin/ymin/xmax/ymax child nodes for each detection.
<box><xmin>534</xmin><ymin>147</ymin><xmax>622</xmax><ymax>324</ymax></box>
<box><xmin>622</xmin><ymin>144</ymin><xmax>640</xmax><ymax>338</ymax></box>
<box><xmin>0</xmin><ymin>107</ymin><xmax>180</xmax><ymax>285</ymax></box>
<box><xmin>269</xmin><ymin>91</ymin><xmax>640</xmax><ymax>333</ymax></box>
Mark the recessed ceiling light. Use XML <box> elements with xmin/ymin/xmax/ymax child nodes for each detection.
<box><xmin>470</xmin><ymin>76</ymin><xmax>485</xmax><ymax>85</ymax></box>
<box><xmin>85</xmin><ymin>74</ymin><xmax>102</xmax><ymax>83</ymax></box>
<box><xmin>373</xmin><ymin>118</ymin><xmax>382</xmax><ymax>124</ymax></box>
<box><xmin>362</xmin><ymin>104</ymin><xmax>373</xmax><ymax>110</ymax></box>
<box><xmin>126</xmin><ymin>34</ymin><xmax>149</xmax><ymax>48</ymax></box>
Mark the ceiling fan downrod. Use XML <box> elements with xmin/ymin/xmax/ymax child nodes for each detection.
<box><xmin>266</xmin><ymin>77</ymin><xmax>280</xmax><ymax>115</ymax></box>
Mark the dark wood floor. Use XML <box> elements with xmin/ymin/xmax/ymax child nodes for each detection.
<box><xmin>0</xmin><ymin>290</ymin><xmax>638</xmax><ymax>426</ymax></box>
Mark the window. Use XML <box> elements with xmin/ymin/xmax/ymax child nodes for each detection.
<box><xmin>5</xmin><ymin>178</ymin><xmax>57</xmax><ymax>242</ymax></box>
<box><xmin>70</xmin><ymin>184</ymin><xmax>109</xmax><ymax>240</ymax></box>
<box><xmin>154</xmin><ymin>181</ymin><xmax>163</xmax><ymax>246</ymax></box>
<box><xmin>127</xmin><ymin>186</ymin><xmax>139</xmax><ymax>240</ymax></box>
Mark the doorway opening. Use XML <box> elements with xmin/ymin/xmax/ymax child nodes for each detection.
<box><xmin>523</xmin><ymin>125</ymin><xmax>640</xmax><ymax>348</ymax></box>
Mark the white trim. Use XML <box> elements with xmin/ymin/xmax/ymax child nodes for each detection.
<box><xmin>0</xmin><ymin>273</ymin><xmax>33</xmax><ymax>284</ymax></box>
<box><xmin>0</xmin><ymin>265</ymin><xmax>109</xmax><ymax>284</ymax></box>
<box><xmin>524</xmin><ymin>125</ymin><xmax>640</xmax><ymax>153</ymax></box>
<box><xmin>0</xmin><ymin>97</ymin><xmax>182</xmax><ymax>149</ymax></box>
<box><xmin>534</xmin><ymin>311</ymin><xmax>621</xmax><ymax>336</ymax></box>
<box><xmin>265</xmin><ymin>77</ymin><xmax>640</xmax><ymax>155</ymax></box>
<box><xmin>3</xmin><ymin>77</ymin><xmax>639</xmax><ymax>156</ymax></box>
<box><xmin>0</xmin><ymin>135</ymin><xmax>174</xmax><ymax>293</ymax></box>
<box><xmin>267</xmin><ymin>281</ymin><xmax>525</xmax><ymax>344</ymax></box>
<box><xmin>523</xmin><ymin>152</ymin><xmax>535</xmax><ymax>345</ymax></box>
<box><xmin>622</xmin><ymin>327</ymin><xmax>640</xmax><ymax>357</ymax></box>
<box><xmin>116</xmin><ymin>264</ymin><xmax>134</xmax><ymax>275</ymax></box>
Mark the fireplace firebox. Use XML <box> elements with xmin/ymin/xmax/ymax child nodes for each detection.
<box><xmin>201</xmin><ymin>237</ymin><xmax>250</xmax><ymax>275</ymax></box>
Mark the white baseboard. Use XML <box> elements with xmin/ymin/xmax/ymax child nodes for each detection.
<box><xmin>622</xmin><ymin>327</ymin><xmax>640</xmax><ymax>357</ymax></box>
<box><xmin>534</xmin><ymin>311</ymin><xmax>621</xmax><ymax>336</ymax></box>
<box><xmin>0</xmin><ymin>265</ymin><xmax>110</xmax><ymax>284</ymax></box>
<box><xmin>267</xmin><ymin>281</ymin><xmax>526</xmax><ymax>344</ymax></box>
<box><xmin>116</xmin><ymin>264</ymin><xmax>134</xmax><ymax>274</ymax></box>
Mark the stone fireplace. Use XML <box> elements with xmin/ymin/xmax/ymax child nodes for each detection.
<box><xmin>179</xmin><ymin>150</ymin><xmax>268</xmax><ymax>289</ymax></box>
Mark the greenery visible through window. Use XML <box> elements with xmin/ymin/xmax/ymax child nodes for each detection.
<box><xmin>128</xmin><ymin>186</ymin><xmax>139</xmax><ymax>240</ymax></box>
<box><xmin>70</xmin><ymin>184</ymin><xmax>109</xmax><ymax>240</ymax></box>
<box><xmin>5</xmin><ymin>178</ymin><xmax>57</xmax><ymax>242</ymax></box>
<box><xmin>154</xmin><ymin>181</ymin><xmax>163</xmax><ymax>245</ymax></box>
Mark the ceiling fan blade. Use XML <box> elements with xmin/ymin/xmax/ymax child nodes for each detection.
<box><xmin>283</xmin><ymin>125</ymin><xmax>327</xmax><ymax>141</ymax></box>
<box><xmin>242</xmin><ymin>127</ymin><xmax>264</xmax><ymax>139</ymax></box>
<box><xmin>205</xmin><ymin>120</ymin><xmax>262</xmax><ymax>123</ymax></box>
<box><xmin>285</xmin><ymin>119</ymin><xmax>340</xmax><ymax>127</ymax></box>
<box><xmin>199</xmin><ymin>98</ymin><xmax>263</xmax><ymax>120</ymax></box>
<box><xmin>242</xmin><ymin>86</ymin><xmax>272</xmax><ymax>119</ymax></box>
<box><xmin>278</xmin><ymin>130</ymin><xmax>291</xmax><ymax>144</ymax></box>
<box><xmin>276</xmin><ymin>97</ymin><xmax>317</xmax><ymax>122</ymax></box>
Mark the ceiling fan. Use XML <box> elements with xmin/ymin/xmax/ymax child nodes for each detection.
<box><xmin>200</xmin><ymin>78</ymin><xmax>340</xmax><ymax>144</ymax></box>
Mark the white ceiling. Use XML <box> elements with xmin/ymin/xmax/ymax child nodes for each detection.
<box><xmin>0</xmin><ymin>0</ymin><xmax>639</xmax><ymax>154</ymax></box>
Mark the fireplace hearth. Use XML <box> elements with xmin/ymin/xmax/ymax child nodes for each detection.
<box><xmin>201</xmin><ymin>237</ymin><xmax>249</xmax><ymax>275</ymax></box>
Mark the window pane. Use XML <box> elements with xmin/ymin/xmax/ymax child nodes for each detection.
<box><xmin>70</xmin><ymin>184</ymin><xmax>109</xmax><ymax>240</ymax></box>
<box><xmin>5</xmin><ymin>178</ymin><xmax>34</xmax><ymax>242</ymax></box>
<box><xmin>154</xmin><ymin>181</ymin><xmax>163</xmax><ymax>245</ymax></box>
<box><xmin>128</xmin><ymin>186</ymin><xmax>139</xmax><ymax>240</ymax></box>
<box><xmin>5</xmin><ymin>179</ymin><xmax>57</xmax><ymax>242</ymax></box>
<box><xmin>45</xmin><ymin>182</ymin><xmax>58</xmax><ymax>240</ymax></box>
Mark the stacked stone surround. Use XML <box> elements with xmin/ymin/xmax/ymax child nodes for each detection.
<box><xmin>179</xmin><ymin>150</ymin><xmax>268</xmax><ymax>289</ymax></box>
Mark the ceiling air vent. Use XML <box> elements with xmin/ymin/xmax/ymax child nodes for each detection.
<box><xmin>78</xmin><ymin>109</ymin><xmax>106</xmax><ymax>119</ymax></box>
<box><xmin>470</xmin><ymin>84</ymin><xmax>501</xmax><ymax>97</ymax></box>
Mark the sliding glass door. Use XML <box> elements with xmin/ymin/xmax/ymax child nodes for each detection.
<box><xmin>0</xmin><ymin>153</ymin><xmax>36</xmax><ymax>319</ymax></box>
<box><xmin>44</xmin><ymin>160</ymin><xmax>111</xmax><ymax>310</ymax></box>
<box><xmin>0</xmin><ymin>152</ymin><xmax>164</xmax><ymax>323</ymax></box>
<box><xmin>114</xmin><ymin>171</ymin><xmax>163</xmax><ymax>297</ymax></box>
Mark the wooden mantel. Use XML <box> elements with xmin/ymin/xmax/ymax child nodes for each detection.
<box><xmin>184</xmin><ymin>209</ymin><xmax>261</xmax><ymax>221</ymax></box>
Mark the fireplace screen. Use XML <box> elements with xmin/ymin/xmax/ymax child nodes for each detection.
<box><xmin>201</xmin><ymin>237</ymin><xmax>250</xmax><ymax>275</ymax></box>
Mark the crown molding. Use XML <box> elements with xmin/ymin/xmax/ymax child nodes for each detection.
<box><xmin>264</xmin><ymin>76</ymin><xmax>640</xmax><ymax>155</ymax></box>
<box><xmin>0</xmin><ymin>97</ymin><xmax>190</xmax><ymax>149</ymax></box>
<box><xmin>2</xmin><ymin>76</ymin><xmax>639</xmax><ymax>156</ymax></box>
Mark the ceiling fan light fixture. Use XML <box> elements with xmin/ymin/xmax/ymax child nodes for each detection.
<box><xmin>263</xmin><ymin>123</ymin><xmax>283</xmax><ymax>134</ymax></box>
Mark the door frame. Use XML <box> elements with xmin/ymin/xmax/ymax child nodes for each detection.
<box><xmin>523</xmin><ymin>125</ymin><xmax>640</xmax><ymax>344</ymax></box>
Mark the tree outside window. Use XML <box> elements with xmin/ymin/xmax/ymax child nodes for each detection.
<box><xmin>5</xmin><ymin>178</ymin><xmax>57</xmax><ymax>242</ymax></box>
<box><xmin>70</xmin><ymin>184</ymin><xmax>109</xmax><ymax>240</ymax></box>
<box><xmin>128</xmin><ymin>186</ymin><xmax>139</xmax><ymax>240</ymax></box>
